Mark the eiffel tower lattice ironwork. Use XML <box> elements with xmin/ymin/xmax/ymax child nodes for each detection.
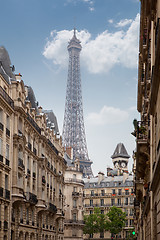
<box><xmin>62</xmin><ymin>29</ymin><xmax>93</xmax><ymax>177</ymax></box>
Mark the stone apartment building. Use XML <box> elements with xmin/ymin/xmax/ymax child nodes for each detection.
<box><xmin>83</xmin><ymin>143</ymin><xmax>134</xmax><ymax>239</ymax></box>
<box><xmin>134</xmin><ymin>0</ymin><xmax>160</xmax><ymax>239</ymax></box>
<box><xmin>0</xmin><ymin>46</ymin><xmax>66</xmax><ymax>240</ymax></box>
<box><xmin>64</xmin><ymin>150</ymin><xmax>84</xmax><ymax>240</ymax></box>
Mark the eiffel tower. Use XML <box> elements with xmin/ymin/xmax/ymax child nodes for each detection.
<box><xmin>62</xmin><ymin>29</ymin><xmax>93</xmax><ymax>177</ymax></box>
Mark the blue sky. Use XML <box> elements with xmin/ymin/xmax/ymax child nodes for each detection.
<box><xmin>1</xmin><ymin>0</ymin><xmax>140</xmax><ymax>175</ymax></box>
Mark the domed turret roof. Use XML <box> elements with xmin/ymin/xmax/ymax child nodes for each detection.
<box><xmin>111</xmin><ymin>143</ymin><xmax>130</xmax><ymax>159</ymax></box>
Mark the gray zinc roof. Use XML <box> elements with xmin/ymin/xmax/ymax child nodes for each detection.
<box><xmin>84</xmin><ymin>175</ymin><xmax>133</xmax><ymax>189</ymax></box>
<box><xmin>0</xmin><ymin>46</ymin><xmax>16</xmax><ymax>83</ymax></box>
<box><xmin>111</xmin><ymin>143</ymin><xmax>130</xmax><ymax>159</ymax></box>
<box><xmin>43</xmin><ymin>110</ymin><xmax>59</xmax><ymax>134</ymax></box>
<box><xmin>26</xmin><ymin>86</ymin><xmax>38</xmax><ymax>111</ymax></box>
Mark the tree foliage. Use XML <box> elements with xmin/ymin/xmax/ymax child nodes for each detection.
<box><xmin>83</xmin><ymin>208</ymin><xmax>106</xmax><ymax>235</ymax></box>
<box><xmin>83</xmin><ymin>206</ymin><xmax>126</xmax><ymax>238</ymax></box>
<box><xmin>106</xmin><ymin>206</ymin><xmax>126</xmax><ymax>235</ymax></box>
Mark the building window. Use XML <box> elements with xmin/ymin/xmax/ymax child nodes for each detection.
<box><xmin>125</xmin><ymin>198</ymin><xmax>128</xmax><ymax>205</ymax></box>
<box><xmin>112</xmin><ymin>189</ymin><xmax>116</xmax><ymax>195</ymax></box>
<box><xmin>73</xmin><ymin>174</ymin><xmax>76</xmax><ymax>180</ymax></box>
<box><xmin>130</xmin><ymin>219</ymin><xmax>133</xmax><ymax>226</ymax></box>
<box><xmin>73</xmin><ymin>186</ymin><xmax>77</xmax><ymax>192</ymax></box>
<box><xmin>125</xmin><ymin>189</ymin><xmax>129</xmax><ymax>195</ymax></box>
<box><xmin>111</xmin><ymin>198</ymin><xmax>115</xmax><ymax>206</ymax></box>
<box><xmin>91</xmin><ymin>190</ymin><xmax>94</xmax><ymax>196</ymax></box>
<box><xmin>118</xmin><ymin>189</ymin><xmax>122</xmax><ymax>195</ymax></box>
<box><xmin>73</xmin><ymin>199</ymin><xmax>77</xmax><ymax>208</ymax></box>
<box><xmin>100</xmin><ymin>199</ymin><xmax>104</xmax><ymax>206</ymax></box>
<box><xmin>6</xmin><ymin>144</ymin><xmax>9</xmax><ymax>160</ymax></box>
<box><xmin>90</xmin><ymin>210</ymin><xmax>93</xmax><ymax>215</ymax></box>
<box><xmin>125</xmin><ymin>220</ymin><xmax>128</xmax><ymax>227</ymax></box>
<box><xmin>101</xmin><ymin>190</ymin><xmax>105</xmax><ymax>196</ymax></box>
<box><xmin>20</xmin><ymin>206</ymin><xmax>23</xmax><ymax>222</ymax></box>
<box><xmin>130</xmin><ymin>208</ymin><xmax>133</xmax><ymax>216</ymax></box>
<box><xmin>5</xmin><ymin>174</ymin><xmax>8</xmax><ymax>189</ymax></box>
<box><xmin>125</xmin><ymin>209</ymin><xmax>128</xmax><ymax>216</ymax></box>
<box><xmin>130</xmin><ymin>197</ymin><xmax>134</xmax><ymax>205</ymax></box>
<box><xmin>117</xmin><ymin>198</ymin><xmax>121</xmax><ymax>206</ymax></box>
<box><xmin>18</xmin><ymin>118</ymin><xmax>23</xmax><ymax>134</ymax></box>
<box><xmin>6</xmin><ymin>115</ymin><xmax>10</xmax><ymax>129</ymax></box>
<box><xmin>72</xmin><ymin>213</ymin><xmax>77</xmax><ymax>222</ymax></box>
<box><xmin>26</xmin><ymin>208</ymin><xmax>29</xmax><ymax>223</ymax></box>
<box><xmin>0</xmin><ymin>138</ymin><xmax>3</xmax><ymax>156</ymax></box>
<box><xmin>90</xmin><ymin>199</ymin><xmax>93</xmax><ymax>206</ymax></box>
<box><xmin>101</xmin><ymin>210</ymin><xmax>104</xmax><ymax>214</ymax></box>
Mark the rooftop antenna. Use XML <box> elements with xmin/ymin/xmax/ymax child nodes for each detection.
<box><xmin>74</xmin><ymin>16</ymin><xmax>76</xmax><ymax>36</ymax></box>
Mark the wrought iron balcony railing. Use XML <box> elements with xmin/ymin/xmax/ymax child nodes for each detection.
<box><xmin>26</xmin><ymin>113</ymin><xmax>41</xmax><ymax>134</ymax></box>
<box><xmin>26</xmin><ymin>192</ymin><xmax>38</xmax><ymax>204</ymax></box>
<box><xmin>0</xmin><ymin>86</ymin><xmax>14</xmax><ymax>109</ymax></box>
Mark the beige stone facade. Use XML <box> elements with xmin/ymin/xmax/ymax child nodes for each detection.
<box><xmin>134</xmin><ymin>0</ymin><xmax>160</xmax><ymax>239</ymax></box>
<box><xmin>64</xmin><ymin>157</ymin><xmax>84</xmax><ymax>240</ymax></box>
<box><xmin>0</xmin><ymin>47</ymin><xmax>66</xmax><ymax>240</ymax></box>
<box><xmin>83</xmin><ymin>144</ymin><xmax>134</xmax><ymax>239</ymax></box>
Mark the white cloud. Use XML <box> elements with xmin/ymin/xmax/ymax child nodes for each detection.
<box><xmin>108</xmin><ymin>19</ymin><xmax>114</xmax><ymax>24</ymax></box>
<box><xmin>116</xmin><ymin>19</ymin><xmax>133</xmax><ymax>28</ymax></box>
<box><xmin>86</xmin><ymin>105</ymin><xmax>129</xmax><ymax>125</ymax></box>
<box><xmin>43</xmin><ymin>13</ymin><xmax>140</xmax><ymax>73</ymax></box>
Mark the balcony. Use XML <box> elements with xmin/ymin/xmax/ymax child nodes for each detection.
<box><xmin>0</xmin><ymin>122</ymin><xmax>4</xmax><ymax>131</ymax></box>
<box><xmin>47</xmin><ymin>139</ymin><xmax>58</xmax><ymax>155</ymax></box>
<box><xmin>26</xmin><ymin>192</ymin><xmax>38</xmax><ymax>205</ymax></box>
<box><xmin>0</xmin><ymin>86</ymin><xmax>14</xmax><ymax>109</ymax></box>
<box><xmin>48</xmin><ymin>203</ymin><xmax>57</xmax><ymax>213</ymax></box>
<box><xmin>0</xmin><ymin>187</ymin><xmax>3</xmax><ymax>197</ymax></box>
<box><xmin>4</xmin><ymin>220</ymin><xmax>8</xmax><ymax>230</ymax></box>
<box><xmin>64</xmin><ymin>219</ymin><xmax>84</xmax><ymax>225</ymax></box>
<box><xmin>26</xmin><ymin>113</ymin><xmax>41</xmax><ymax>134</ymax></box>
<box><xmin>5</xmin><ymin>158</ymin><xmax>10</xmax><ymax>166</ymax></box>
<box><xmin>5</xmin><ymin>189</ymin><xmax>10</xmax><ymax>200</ymax></box>
<box><xmin>18</xmin><ymin>158</ymin><xmax>25</xmax><ymax>170</ymax></box>
<box><xmin>6</xmin><ymin>128</ymin><xmax>10</xmax><ymax>137</ymax></box>
<box><xmin>65</xmin><ymin>178</ymin><xmax>84</xmax><ymax>184</ymax></box>
<box><xmin>72</xmin><ymin>192</ymin><xmax>79</xmax><ymax>197</ymax></box>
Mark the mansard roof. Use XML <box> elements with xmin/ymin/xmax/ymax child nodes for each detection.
<box><xmin>43</xmin><ymin>110</ymin><xmax>59</xmax><ymax>134</ymax></box>
<box><xmin>84</xmin><ymin>175</ymin><xmax>133</xmax><ymax>189</ymax></box>
<box><xmin>0</xmin><ymin>46</ymin><xmax>16</xmax><ymax>83</ymax></box>
<box><xmin>26</xmin><ymin>86</ymin><xmax>38</xmax><ymax>111</ymax></box>
<box><xmin>111</xmin><ymin>143</ymin><xmax>130</xmax><ymax>159</ymax></box>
